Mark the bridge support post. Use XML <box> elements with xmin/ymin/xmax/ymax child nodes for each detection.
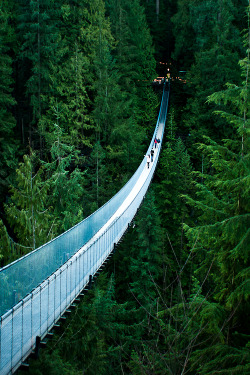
<box><xmin>88</xmin><ymin>275</ymin><xmax>92</xmax><ymax>290</ymax></box>
<box><xmin>12</xmin><ymin>290</ymin><xmax>18</xmax><ymax>305</ymax></box>
<box><xmin>35</xmin><ymin>336</ymin><xmax>41</xmax><ymax>359</ymax></box>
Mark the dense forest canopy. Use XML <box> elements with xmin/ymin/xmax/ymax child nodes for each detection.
<box><xmin>0</xmin><ymin>0</ymin><xmax>249</xmax><ymax>374</ymax></box>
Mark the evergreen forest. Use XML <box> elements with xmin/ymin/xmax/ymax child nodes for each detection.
<box><xmin>0</xmin><ymin>0</ymin><xmax>249</xmax><ymax>374</ymax></box>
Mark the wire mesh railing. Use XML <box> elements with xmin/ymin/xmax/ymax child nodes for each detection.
<box><xmin>0</xmin><ymin>82</ymin><xmax>170</xmax><ymax>375</ymax></box>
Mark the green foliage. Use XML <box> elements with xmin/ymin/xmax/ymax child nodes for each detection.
<box><xmin>172</xmin><ymin>0</ymin><xmax>246</xmax><ymax>168</ymax></box>
<box><xmin>28</xmin><ymin>350</ymin><xmax>82</xmax><ymax>375</ymax></box>
<box><xmin>39</xmin><ymin>52</ymin><xmax>92</xmax><ymax>152</ymax></box>
<box><xmin>172</xmin><ymin>0</ymin><xmax>244</xmax><ymax>69</ymax></box>
<box><xmin>27</xmin><ymin>274</ymin><xmax>128</xmax><ymax>375</ymax></box>
<box><xmin>89</xmin><ymin>0</ymin><xmax>141</xmax><ymax>207</ymax></box>
<box><xmin>183</xmin><ymin>24</ymin><xmax>250</xmax><ymax>373</ymax></box>
<box><xmin>106</xmin><ymin>0</ymin><xmax>157</xmax><ymax>128</ymax></box>
<box><xmin>190</xmin><ymin>343</ymin><xmax>250</xmax><ymax>375</ymax></box>
<box><xmin>129</xmin><ymin>190</ymin><xmax>164</xmax><ymax>305</ymax></box>
<box><xmin>42</xmin><ymin>113</ymin><xmax>86</xmax><ymax>233</ymax></box>
<box><xmin>0</xmin><ymin>219</ymin><xmax>8</xmax><ymax>262</ymax></box>
<box><xmin>184</xmin><ymin>31</ymin><xmax>250</xmax><ymax>304</ymax></box>
<box><xmin>5</xmin><ymin>151</ymin><xmax>52</xmax><ymax>249</ymax></box>
<box><xmin>0</xmin><ymin>219</ymin><xmax>34</xmax><ymax>265</ymax></box>
<box><xmin>156</xmin><ymin>131</ymin><xmax>194</xmax><ymax>274</ymax></box>
<box><xmin>17</xmin><ymin>0</ymin><xmax>61</xmax><ymax>126</ymax></box>
<box><xmin>171</xmin><ymin>0</ymin><xmax>197</xmax><ymax>68</ymax></box>
<box><xmin>104</xmin><ymin>189</ymin><xmax>168</xmax><ymax>373</ymax></box>
<box><xmin>0</xmin><ymin>2</ymin><xmax>18</xmax><ymax>202</ymax></box>
<box><xmin>56</xmin><ymin>277</ymin><xmax>119</xmax><ymax>374</ymax></box>
<box><xmin>84</xmin><ymin>0</ymin><xmax>156</xmax><ymax>209</ymax></box>
<box><xmin>1</xmin><ymin>2</ymin><xmax>249</xmax><ymax>375</ymax></box>
<box><xmin>41</xmin><ymin>0</ymin><xmax>95</xmax><ymax>150</ymax></box>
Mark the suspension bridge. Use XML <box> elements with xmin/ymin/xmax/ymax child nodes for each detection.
<box><xmin>0</xmin><ymin>81</ymin><xmax>170</xmax><ymax>375</ymax></box>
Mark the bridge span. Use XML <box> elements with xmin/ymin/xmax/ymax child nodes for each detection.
<box><xmin>0</xmin><ymin>82</ymin><xmax>170</xmax><ymax>375</ymax></box>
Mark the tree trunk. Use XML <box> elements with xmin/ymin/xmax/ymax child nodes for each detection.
<box><xmin>156</xmin><ymin>0</ymin><xmax>159</xmax><ymax>22</ymax></box>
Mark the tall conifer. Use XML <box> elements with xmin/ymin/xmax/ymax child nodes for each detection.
<box><xmin>105</xmin><ymin>0</ymin><xmax>157</xmax><ymax>134</ymax></box>
<box><xmin>17</xmin><ymin>0</ymin><xmax>61</xmax><ymax>150</ymax></box>
<box><xmin>0</xmin><ymin>2</ymin><xmax>18</xmax><ymax>202</ymax></box>
<box><xmin>5</xmin><ymin>151</ymin><xmax>51</xmax><ymax>249</ymax></box>
<box><xmin>183</xmin><ymin>19</ymin><xmax>250</xmax><ymax>372</ymax></box>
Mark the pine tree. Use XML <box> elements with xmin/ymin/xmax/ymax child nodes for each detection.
<box><xmin>80</xmin><ymin>0</ymin><xmax>151</xmax><ymax>208</ymax></box>
<box><xmin>87</xmin><ymin>0</ymin><xmax>132</xmax><ymax>207</ymax></box>
<box><xmin>36</xmin><ymin>0</ymin><xmax>96</xmax><ymax>227</ymax></box>
<box><xmin>172</xmin><ymin>0</ymin><xmax>246</xmax><ymax>169</ymax></box>
<box><xmin>42</xmin><ymin>106</ymin><xmax>86</xmax><ymax>233</ymax></box>
<box><xmin>105</xmin><ymin>0</ymin><xmax>157</xmax><ymax>134</ymax></box>
<box><xmin>129</xmin><ymin>190</ymin><xmax>164</xmax><ymax>308</ymax></box>
<box><xmin>157</xmin><ymin>127</ymin><xmax>194</xmax><ymax>268</ymax></box>
<box><xmin>39</xmin><ymin>0</ymin><xmax>94</xmax><ymax>154</ymax></box>
<box><xmin>109</xmin><ymin>189</ymin><xmax>167</xmax><ymax>373</ymax></box>
<box><xmin>0</xmin><ymin>1</ymin><xmax>18</xmax><ymax>203</ymax></box>
<box><xmin>27</xmin><ymin>274</ymin><xmax>126</xmax><ymax>375</ymax></box>
<box><xmin>183</xmin><ymin>18</ymin><xmax>250</xmax><ymax>373</ymax></box>
<box><xmin>39</xmin><ymin>48</ymin><xmax>92</xmax><ymax>154</ymax></box>
<box><xmin>5</xmin><ymin>151</ymin><xmax>51</xmax><ymax>249</ymax></box>
<box><xmin>185</xmin><ymin>30</ymin><xmax>249</xmax><ymax>309</ymax></box>
<box><xmin>17</xmin><ymin>0</ymin><xmax>61</xmax><ymax>150</ymax></box>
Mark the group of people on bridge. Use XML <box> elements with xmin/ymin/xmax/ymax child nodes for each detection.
<box><xmin>146</xmin><ymin>137</ymin><xmax>160</xmax><ymax>168</ymax></box>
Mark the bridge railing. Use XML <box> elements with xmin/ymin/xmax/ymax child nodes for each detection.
<box><xmin>0</xmin><ymin>83</ymin><xmax>169</xmax><ymax>375</ymax></box>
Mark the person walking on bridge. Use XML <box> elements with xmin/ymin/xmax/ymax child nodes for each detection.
<box><xmin>146</xmin><ymin>154</ymin><xmax>150</xmax><ymax>168</ymax></box>
<box><xmin>154</xmin><ymin>138</ymin><xmax>158</xmax><ymax>148</ymax></box>
<box><xmin>150</xmin><ymin>148</ymin><xmax>154</xmax><ymax>162</ymax></box>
